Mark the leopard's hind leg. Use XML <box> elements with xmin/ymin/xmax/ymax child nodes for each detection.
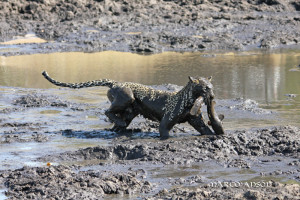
<box><xmin>105</xmin><ymin>87</ymin><xmax>135</xmax><ymax>128</ymax></box>
<box><xmin>111</xmin><ymin>106</ymin><xmax>139</xmax><ymax>132</ymax></box>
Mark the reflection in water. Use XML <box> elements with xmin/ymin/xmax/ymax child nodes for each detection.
<box><xmin>0</xmin><ymin>50</ymin><xmax>299</xmax><ymax>124</ymax></box>
<box><xmin>1</xmin><ymin>51</ymin><xmax>298</xmax><ymax>102</ymax></box>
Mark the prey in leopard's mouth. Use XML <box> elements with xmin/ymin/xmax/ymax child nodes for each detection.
<box><xmin>188</xmin><ymin>76</ymin><xmax>225</xmax><ymax>135</ymax></box>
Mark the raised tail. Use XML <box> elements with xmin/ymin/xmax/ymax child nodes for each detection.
<box><xmin>42</xmin><ymin>71</ymin><xmax>116</xmax><ymax>88</ymax></box>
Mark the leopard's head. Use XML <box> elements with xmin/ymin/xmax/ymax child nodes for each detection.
<box><xmin>189</xmin><ymin>76</ymin><xmax>225</xmax><ymax>135</ymax></box>
<box><xmin>188</xmin><ymin>76</ymin><xmax>214</xmax><ymax>105</ymax></box>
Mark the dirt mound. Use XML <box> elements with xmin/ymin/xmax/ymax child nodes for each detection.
<box><xmin>2</xmin><ymin>165</ymin><xmax>152</xmax><ymax>199</ymax></box>
<box><xmin>12</xmin><ymin>93</ymin><xmax>85</xmax><ymax>111</ymax></box>
<box><xmin>1</xmin><ymin>0</ymin><xmax>298</xmax><ymax>23</ymax></box>
<box><xmin>0</xmin><ymin>133</ymin><xmax>48</xmax><ymax>143</ymax></box>
<box><xmin>13</xmin><ymin>93</ymin><xmax>68</xmax><ymax>108</ymax></box>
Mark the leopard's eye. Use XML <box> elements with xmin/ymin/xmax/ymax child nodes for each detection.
<box><xmin>205</xmin><ymin>86</ymin><xmax>211</xmax><ymax>91</ymax></box>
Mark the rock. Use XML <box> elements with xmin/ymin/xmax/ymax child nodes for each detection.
<box><xmin>244</xmin><ymin>190</ymin><xmax>262</xmax><ymax>200</ymax></box>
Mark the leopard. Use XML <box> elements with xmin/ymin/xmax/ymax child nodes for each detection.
<box><xmin>42</xmin><ymin>71</ymin><xmax>224</xmax><ymax>139</ymax></box>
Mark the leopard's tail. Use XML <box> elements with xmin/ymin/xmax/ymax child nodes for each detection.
<box><xmin>42</xmin><ymin>71</ymin><xmax>116</xmax><ymax>88</ymax></box>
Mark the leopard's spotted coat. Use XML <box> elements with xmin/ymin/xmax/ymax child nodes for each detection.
<box><xmin>42</xmin><ymin>71</ymin><xmax>215</xmax><ymax>139</ymax></box>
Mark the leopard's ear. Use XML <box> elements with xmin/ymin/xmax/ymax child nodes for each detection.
<box><xmin>189</xmin><ymin>76</ymin><xmax>199</xmax><ymax>83</ymax></box>
<box><xmin>207</xmin><ymin>76</ymin><xmax>212</xmax><ymax>82</ymax></box>
<box><xmin>188</xmin><ymin>76</ymin><xmax>195</xmax><ymax>82</ymax></box>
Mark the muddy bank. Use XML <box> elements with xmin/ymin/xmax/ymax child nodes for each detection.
<box><xmin>42</xmin><ymin>126</ymin><xmax>300</xmax><ymax>166</ymax></box>
<box><xmin>1</xmin><ymin>164</ymin><xmax>299</xmax><ymax>199</ymax></box>
<box><xmin>1</xmin><ymin>124</ymin><xmax>300</xmax><ymax>199</ymax></box>
<box><xmin>0</xmin><ymin>133</ymin><xmax>48</xmax><ymax>144</ymax></box>
<box><xmin>1</xmin><ymin>0</ymin><xmax>300</xmax><ymax>56</ymax></box>
<box><xmin>149</xmin><ymin>182</ymin><xmax>300</xmax><ymax>200</ymax></box>
<box><xmin>1</xmin><ymin>165</ymin><xmax>152</xmax><ymax>200</ymax></box>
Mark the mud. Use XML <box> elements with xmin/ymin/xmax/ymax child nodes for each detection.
<box><xmin>150</xmin><ymin>182</ymin><xmax>300</xmax><ymax>200</ymax></box>
<box><xmin>0</xmin><ymin>133</ymin><xmax>48</xmax><ymax>144</ymax></box>
<box><xmin>13</xmin><ymin>94</ymin><xmax>68</xmax><ymax>108</ymax></box>
<box><xmin>0</xmin><ymin>85</ymin><xmax>299</xmax><ymax>199</ymax></box>
<box><xmin>43</xmin><ymin>125</ymin><xmax>300</xmax><ymax>166</ymax></box>
<box><xmin>0</xmin><ymin>0</ymin><xmax>300</xmax><ymax>56</ymax></box>
<box><xmin>1</xmin><ymin>1</ymin><xmax>299</xmax><ymax>198</ymax></box>
<box><xmin>13</xmin><ymin>93</ymin><xmax>86</xmax><ymax>111</ymax></box>
<box><xmin>1</xmin><ymin>165</ymin><xmax>152</xmax><ymax>200</ymax></box>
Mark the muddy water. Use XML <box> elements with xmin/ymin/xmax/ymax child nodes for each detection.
<box><xmin>0</xmin><ymin>50</ymin><xmax>299</xmax><ymax>127</ymax></box>
<box><xmin>0</xmin><ymin>135</ymin><xmax>107</xmax><ymax>171</ymax></box>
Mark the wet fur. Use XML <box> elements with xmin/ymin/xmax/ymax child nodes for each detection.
<box><xmin>42</xmin><ymin>71</ymin><xmax>215</xmax><ymax>139</ymax></box>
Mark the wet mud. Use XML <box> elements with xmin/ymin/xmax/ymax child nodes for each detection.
<box><xmin>53</xmin><ymin>125</ymin><xmax>300</xmax><ymax>165</ymax></box>
<box><xmin>150</xmin><ymin>182</ymin><xmax>300</xmax><ymax>200</ymax></box>
<box><xmin>0</xmin><ymin>85</ymin><xmax>299</xmax><ymax>199</ymax></box>
<box><xmin>0</xmin><ymin>0</ymin><xmax>300</xmax><ymax>56</ymax></box>
<box><xmin>1</xmin><ymin>166</ymin><xmax>152</xmax><ymax>200</ymax></box>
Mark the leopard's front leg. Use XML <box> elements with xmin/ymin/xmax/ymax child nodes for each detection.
<box><xmin>159</xmin><ymin>114</ymin><xmax>177</xmax><ymax>140</ymax></box>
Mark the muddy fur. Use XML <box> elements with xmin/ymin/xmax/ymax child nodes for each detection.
<box><xmin>42</xmin><ymin>71</ymin><xmax>224</xmax><ymax>139</ymax></box>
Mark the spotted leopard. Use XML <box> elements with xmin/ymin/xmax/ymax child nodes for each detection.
<box><xmin>42</xmin><ymin>71</ymin><xmax>224</xmax><ymax>139</ymax></box>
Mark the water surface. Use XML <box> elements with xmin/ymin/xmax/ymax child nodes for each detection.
<box><xmin>0</xmin><ymin>50</ymin><xmax>299</xmax><ymax>127</ymax></box>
